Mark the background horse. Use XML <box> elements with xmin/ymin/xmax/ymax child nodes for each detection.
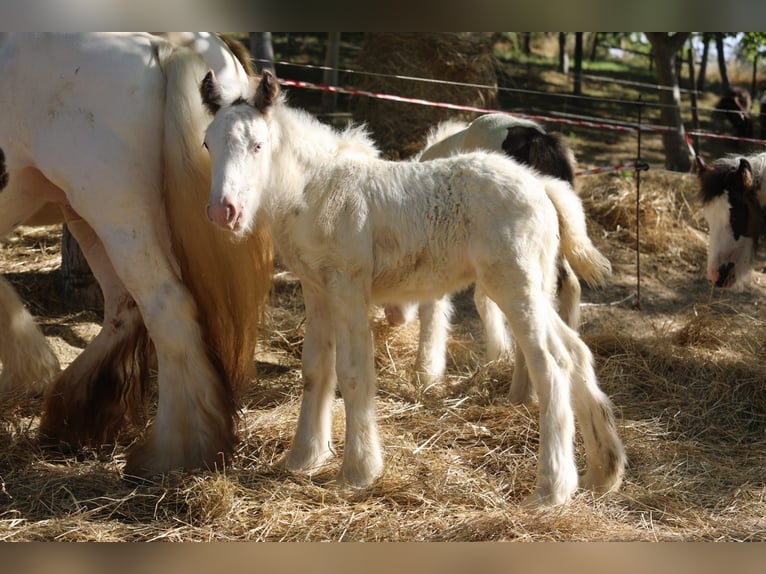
<box><xmin>697</xmin><ymin>152</ymin><xmax>766</xmax><ymax>289</ymax></box>
<box><xmin>0</xmin><ymin>33</ymin><xmax>272</xmax><ymax>476</ymax></box>
<box><xmin>383</xmin><ymin>113</ymin><xmax>610</xmax><ymax>404</ymax></box>
<box><xmin>200</xmin><ymin>70</ymin><xmax>625</xmax><ymax>507</ymax></box>
<box><xmin>714</xmin><ymin>87</ymin><xmax>754</xmax><ymax>139</ymax></box>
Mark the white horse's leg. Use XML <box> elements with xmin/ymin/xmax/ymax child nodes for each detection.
<box><xmin>473</xmin><ymin>286</ymin><xmax>512</xmax><ymax>362</ymax></box>
<box><xmin>283</xmin><ymin>284</ymin><xmax>338</xmax><ymax>474</ymax></box>
<box><xmin>412</xmin><ymin>297</ymin><xmax>453</xmax><ymax>387</ymax></box>
<box><xmin>479</xmin><ymin>274</ymin><xmax>578</xmax><ymax>507</ymax></box>
<box><xmin>0</xmin><ymin>169</ymin><xmax>62</xmax><ymax>396</ymax></box>
<box><xmin>39</xmin><ymin>212</ymin><xmax>151</xmax><ymax>446</ymax></box>
<box><xmin>474</xmin><ymin>283</ymin><xmax>538</xmax><ymax>406</ymax></box>
<box><xmin>331</xmin><ymin>277</ymin><xmax>382</xmax><ymax>488</ymax></box>
<box><xmin>507</xmin><ymin>260</ymin><xmax>581</xmax><ymax>407</ymax></box>
<box><xmin>77</xmin><ymin>210</ymin><xmax>235</xmax><ymax>476</ymax></box>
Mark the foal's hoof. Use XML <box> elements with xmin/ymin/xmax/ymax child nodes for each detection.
<box><xmin>522</xmin><ymin>488</ymin><xmax>573</xmax><ymax>509</ymax></box>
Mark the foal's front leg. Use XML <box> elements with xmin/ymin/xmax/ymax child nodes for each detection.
<box><xmin>332</xmin><ymin>279</ymin><xmax>383</xmax><ymax>488</ymax></box>
<box><xmin>283</xmin><ymin>285</ymin><xmax>338</xmax><ymax>475</ymax></box>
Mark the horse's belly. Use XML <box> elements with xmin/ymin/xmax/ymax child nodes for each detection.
<box><xmin>370</xmin><ymin>254</ymin><xmax>474</xmax><ymax>304</ymax></box>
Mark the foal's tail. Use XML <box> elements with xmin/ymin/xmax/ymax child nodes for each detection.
<box><xmin>543</xmin><ymin>177</ymin><xmax>611</xmax><ymax>288</ymax></box>
<box><xmin>158</xmin><ymin>42</ymin><xmax>273</xmax><ymax>396</ymax></box>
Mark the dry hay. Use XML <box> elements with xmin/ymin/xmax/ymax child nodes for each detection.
<box><xmin>578</xmin><ymin>169</ymin><xmax>708</xmax><ymax>262</ymax></box>
<box><xmin>351</xmin><ymin>33</ymin><xmax>498</xmax><ymax>158</ymax></box>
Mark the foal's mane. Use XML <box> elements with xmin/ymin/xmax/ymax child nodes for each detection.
<box><xmin>273</xmin><ymin>97</ymin><xmax>379</xmax><ymax>159</ymax></box>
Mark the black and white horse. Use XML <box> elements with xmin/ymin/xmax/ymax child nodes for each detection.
<box><xmin>697</xmin><ymin>152</ymin><xmax>766</xmax><ymax>288</ymax></box>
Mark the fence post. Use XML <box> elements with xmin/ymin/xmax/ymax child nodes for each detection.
<box><xmin>634</xmin><ymin>96</ymin><xmax>649</xmax><ymax>310</ymax></box>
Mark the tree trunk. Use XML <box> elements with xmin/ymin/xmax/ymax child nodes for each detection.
<box><xmin>573</xmin><ymin>32</ymin><xmax>583</xmax><ymax>95</ymax></box>
<box><xmin>715</xmin><ymin>33</ymin><xmax>730</xmax><ymax>92</ymax></box>
<box><xmin>61</xmin><ymin>225</ymin><xmax>103</xmax><ymax>312</ymax></box>
<box><xmin>558</xmin><ymin>33</ymin><xmax>569</xmax><ymax>74</ymax></box>
<box><xmin>697</xmin><ymin>32</ymin><xmax>711</xmax><ymax>92</ymax></box>
<box><xmin>589</xmin><ymin>32</ymin><xmax>600</xmax><ymax>61</ymax></box>
<box><xmin>250</xmin><ymin>32</ymin><xmax>274</xmax><ymax>74</ymax></box>
<box><xmin>646</xmin><ymin>33</ymin><xmax>692</xmax><ymax>172</ymax></box>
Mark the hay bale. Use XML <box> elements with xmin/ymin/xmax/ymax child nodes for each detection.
<box><xmin>352</xmin><ymin>33</ymin><xmax>498</xmax><ymax>158</ymax></box>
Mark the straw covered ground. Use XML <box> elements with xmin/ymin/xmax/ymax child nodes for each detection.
<box><xmin>1</xmin><ymin>31</ymin><xmax>766</xmax><ymax>538</ymax></box>
<box><xmin>1</xmin><ymin>151</ymin><xmax>765</xmax><ymax>541</ymax></box>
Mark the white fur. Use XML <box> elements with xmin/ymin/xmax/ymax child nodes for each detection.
<box><xmin>0</xmin><ymin>33</ymin><xmax>258</xmax><ymax>475</ymax></box>
<box><xmin>202</xmin><ymin>76</ymin><xmax>625</xmax><ymax>506</ymax></box>
<box><xmin>387</xmin><ymin>114</ymin><xmax>609</xmax><ymax>405</ymax></box>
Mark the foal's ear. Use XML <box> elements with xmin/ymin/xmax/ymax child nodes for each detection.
<box><xmin>737</xmin><ymin>158</ymin><xmax>754</xmax><ymax>190</ymax></box>
<box><xmin>200</xmin><ymin>69</ymin><xmax>222</xmax><ymax>115</ymax></box>
<box><xmin>253</xmin><ymin>69</ymin><xmax>280</xmax><ymax>114</ymax></box>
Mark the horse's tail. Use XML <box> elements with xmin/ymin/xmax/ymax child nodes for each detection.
<box><xmin>543</xmin><ymin>177</ymin><xmax>611</xmax><ymax>288</ymax></box>
<box><xmin>157</xmin><ymin>43</ymin><xmax>273</xmax><ymax>398</ymax></box>
<box><xmin>219</xmin><ymin>34</ymin><xmax>257</xmax><ymax>77</ymax></box>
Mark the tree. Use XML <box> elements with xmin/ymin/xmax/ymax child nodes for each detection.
<box><xmin>558</xmin><ymin>32</ymin><xmax>569</xmax><ymax>74</ymax></box>
<box><xmin>573</xmin><ymin>32</ymin><xmax>584</xmax><ymax>95</ymax></box>
<box><xmin>739</xmin><ymin>32</ymin><xmax>766</xmax><ymax>97</ymax></box>
<box><xmin>696</xmin><ymin>33</ymin><xmax>712</xmax><ymax>92</ymax></box>
<box><xmin>645</xmin><ymin>33</ymin><xmax>692</xmax><ymax>172</ymax></box>
<box><xmin>715</xmin><ymin>33</ymin><xmax>731</xmax><ymax>92</ymax></box>
<box><xmin>250</xmin><ymin>32</ymin><xmax>274</xmax><ymax>73</ymax></box>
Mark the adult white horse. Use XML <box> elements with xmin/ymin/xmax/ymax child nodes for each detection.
<box><xmin>200</xmin><ymin>70</ymin><xmax>625</xmax><ymax>506</ymax></box>
<box><xmin>0</xmin><ymin>33</ymin><xmax>272</xmax><ymax>476</ymax></box>
<box><xmin>384</xmin><ymin>114</ymin><xmax>610</xmax><ymax>404</ymax></box>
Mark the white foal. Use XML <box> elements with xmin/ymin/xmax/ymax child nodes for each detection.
<box><xmin>384</xmin><ymin>114</ymin><xmax>609</xmax><ymax>404</ymax></box>
<box><xmin>199</xmin><ymin>70</ymin><xmax>625</xmax><ymax>507</ymax></box>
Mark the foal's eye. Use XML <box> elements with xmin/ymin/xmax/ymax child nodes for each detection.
<box><xmin>253</xmin><ymin>143</ymin><xmax>262</xmax><ymax>153</ymax></box>
<box><xmin>202</xmin><ymin>141</ymin><xmax>209</xmax><ymax>150</ymax></box>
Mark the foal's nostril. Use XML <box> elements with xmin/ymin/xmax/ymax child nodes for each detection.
<box><xmin>206</xmin><ymin>199</ymin><xmax>240</xmax><ymax>229</ymax></box>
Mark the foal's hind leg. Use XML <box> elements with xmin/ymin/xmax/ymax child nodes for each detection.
<box><xmin>507</xmin><ymin>260</ymin><xmax>581</xmax><ymax>406</ymax></box>
<box><xmin>39</xmin><ymin>214</ymin><xmax>151</xmax><ymax>447</ymax></box>
<box><xmin>474</xmin><ymin>284</ymin><xmax>537</xmax><ymax>406</ymax></box>
<box><xmin>479</xmin><ymin>276</ymin><xmax>579</xmax><ymax>507</ymax></box>
<box><xmin>282</xmin><ymin>285</ymin><xmax>339</xmax><ymax>475</ymax></box>
<box><xmin>412</xmin><ymin>296</ymin><xmax>453</xmax><ymax>387</ymax></box>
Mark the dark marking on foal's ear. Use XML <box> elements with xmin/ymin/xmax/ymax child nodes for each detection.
<box><xmin>253</xmin><ymin>69</ymin><xmax>280</xmax><ymax>114</ymax></box>
<box><xmin>200</xmin><ymin>69</ymin><xmax>222</xmax><ymax>115</ymax></box>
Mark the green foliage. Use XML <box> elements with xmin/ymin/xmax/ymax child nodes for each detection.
<box><xmin>739</xmin><ymin>32</ymin><xmax>766</xmax><ymax>61</ymax></box>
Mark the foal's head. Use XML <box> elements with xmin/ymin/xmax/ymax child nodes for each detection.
<box><xmin>200</xmin><ymin>69</ymin><xmax>280</xmax><ymax>235</ymax></box>
<box><xmin>697</xmin><ymin>154</ymin><xmax>765</xmax><ymax>288</ymax></box>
